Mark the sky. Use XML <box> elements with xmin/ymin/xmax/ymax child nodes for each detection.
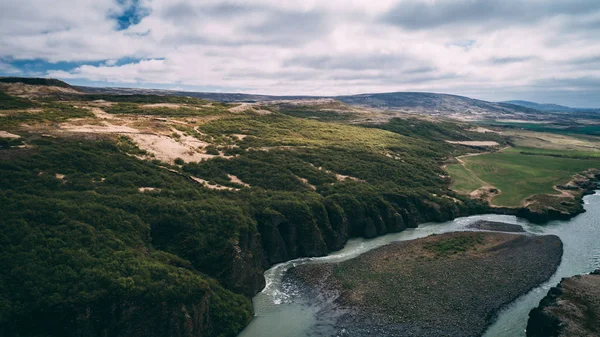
<box><xmin>1</xmin><ymin>0</ymin><xmax>599</xmax><ymax>107</ymax></box>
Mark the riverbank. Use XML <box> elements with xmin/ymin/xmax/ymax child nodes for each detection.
<box><xmin>286</xmin><ymin>231</ymin><xmax>563</xmax><ymax>337</ymax></box>
<box><xmin>527</xmin><ymin>269</ymin><xmax>600</xmax><ymax>337</ymax></box>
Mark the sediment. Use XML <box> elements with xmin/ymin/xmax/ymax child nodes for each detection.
<box><xmin>286</xmin><ymin>231</ymin><xmax>563</xmax><ymax>337</ymax></box>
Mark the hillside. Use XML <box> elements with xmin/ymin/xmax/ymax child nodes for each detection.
<box><xmin>336</xmin><ymin>92</ymin><xmax>542</xmax><ymax>120</ymax></box>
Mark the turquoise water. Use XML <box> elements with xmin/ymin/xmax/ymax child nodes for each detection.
<box><xmin>238</xmin><ymin>192</ymin><xmax>600</xmax><ymax>337</ymax></box>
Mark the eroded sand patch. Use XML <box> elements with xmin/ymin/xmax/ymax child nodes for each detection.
<box><xmin>468</xmin><ymin>127</ymin><xmax>501</xmax><ymax>134</ymax></box>
<box><xmin>190</xmin><ymin>176</ymin><xmax>239</xmax><ymax>191</ymax></box>
<box><xmin>232</xmin><ymin>134</ymin><xmax>248</xmax><ymax>140</ymax></box>
<box><xmin>446</xmin><ymin>140</ymin><xmax>500</xmax><ymax>147</ymax></box>
<box><xmin>227</xmin><ymin>174</ymin><xmax>250</xmax><ymax>187</ymax></box>
<box><xmin>297</xmin><ymin>176</ymin><xmax>317</xmax><ymax>190</ymax></box>
<box><xmin>141</xmin><ymin>103</ymin><xmax>188</xmax><ymax>109</ymax></box>
<box><xmin>60</xmin><ymin>123</ymin><xmax>140</xmax><ymax>134</ymax></box>
<box><xmin>0</xmin><ymin>131</ymin><xmax>21</xmax><ymax>139</ymax></box>
<box><xmin>138</xmin><ymin>187</ymin><xmax>161</xmax><ymax>193</ymax></box>
<box><xmin>130</xmin><ymin>134</ymin><xmax>215</xmax><ymax>163</ymax></box>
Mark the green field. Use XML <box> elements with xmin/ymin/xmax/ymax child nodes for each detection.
<box><xmin>488</xmin><ymin>121</ymin><xmax>600</xmax><ymax>136</ymax></box>
<box><xmin>448</xmin><ymin>149</ymin><xmax>600</xmax><ymax>207</ymax></box>
<box><xmin>445</xmin><ymin>163</ymin><xmax>483</xmax><ymax>193</ymax></box>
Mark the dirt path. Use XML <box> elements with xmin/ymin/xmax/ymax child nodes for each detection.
<box><xmin>450</xmin><ymin>148</ymin><xmax>504</xmax><ymax>206</ymax></box>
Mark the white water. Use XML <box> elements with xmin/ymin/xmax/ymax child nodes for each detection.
<box><xmin>239</xmin><ymin>192</ymin><xmax>600</xmax><ymax>337</ymax></box>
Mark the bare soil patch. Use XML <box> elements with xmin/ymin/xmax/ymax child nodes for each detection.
<box><xmin>0</xmin><ymin>131</ymin><xmax>21</xmax><ymax>139</ymax></box>
<box><xmin>446</xmin><ymin>140</ymin><xmax>500</xmax><ymax>147</ymax></box>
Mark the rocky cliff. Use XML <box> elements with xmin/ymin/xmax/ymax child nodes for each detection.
<box><xmin>527</xmin><ymin>270</ymin><xmax>600</xmax><ymax>337</ymax></box>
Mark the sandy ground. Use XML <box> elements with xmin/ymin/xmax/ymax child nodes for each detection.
<box><xmin>0</xmin><ymin>131</ymin><xmax>21</xmax><ymax>139</ymax></box>
<box><xmin>232</xmin><ymin>134</ymin><xmax>248</xmax><ymax>140</ymax></box>
<box><xmin>60</xmin><ymin>123</ymin><xmax>141</xmax><ymax>134</ymax></box>
<box><xmin>138</xmin><ymin>187</ymin><xmax>161</xmax><ymax>192</ymax></box>
<box><xmin>228</xmin><ymin>103</ymin><xmax>253</xmax><ymax>113</ymax></box>
<box><xmin>190</xmin><ymin>176</ymin><xmax>239</xmax><ymax>191</ymax></box>
<box><xmin>130</xmin><ymin>134</ymin><xmax>214</xmax><ymax>163</ymax></box>
<box><xmin>141</xmin><ymin>103</ymin><xmax>186</xmax><ymax>109</ymax></box>
<box><xmin>297</xmin><ymin>176</ymin><xmax>317</xmax><ymax>190</ymax></box>
<box><xmin>468</xmin><ymin>127</ymin><xmax>502</xmax><ymax>134</ymax></box>
<box><xmin>445</xmin><ymin>140</ymin><xmax>500</xmax><ymax>147</ymax></box>
<box><xmin>227</xmin><ymin>174</ymin><xmax>250</xmax><ymax>187</ymax></box>
<box><xmin>335</xmin><ymin>173</ymin><xmax>364</xmax><ymax>182</ymax></box>
<box><xmin>228</xmin><ymin>103</ymin><xmax>272</xmax><ymax>115</ymax></box>
<box><xmin>54</xmin><ymin>107</ymin><xmax>225</xmax><ymax>164</ymax></box>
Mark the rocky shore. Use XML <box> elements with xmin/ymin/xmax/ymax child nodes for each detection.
<box><xmin>490</xmin><ymin>169</ymin><xmax>600</xmax><ymax>224</ymax></box>
<box><xmin>527</xmin><ymin>269</ymin><xmax>600</xmax><ymax>337</ymax></box>
<box><xmin>286</xmin><ymin>231</ymin><xmax>563</xmax><ymax>337</ymax></box>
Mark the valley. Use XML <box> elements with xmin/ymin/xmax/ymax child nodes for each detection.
<box><xmin>1</xmin><ymin>77</ymin><xmax>600</xmax><ymax>337</ymax></box>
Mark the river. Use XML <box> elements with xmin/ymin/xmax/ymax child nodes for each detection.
<box><xmin>238</xmin><ymin>192</ymin><xmax>600</xmax><ymax>337</ymax></box>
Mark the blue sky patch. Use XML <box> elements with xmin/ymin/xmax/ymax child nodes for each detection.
<box><xmin>111</xmin><ymin>0</ymin><xmax>151</xmax><ymax>31</ymax></box>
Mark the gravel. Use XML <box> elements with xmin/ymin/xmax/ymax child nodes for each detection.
<box><xmin>285</xmin><ymin>231</ymin><xmax>563</xmax><ymax>337</ymax></box>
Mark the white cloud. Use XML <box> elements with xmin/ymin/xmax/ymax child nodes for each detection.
<box><xmin>2</xmin><ymin>0</ymin><xmax>600</xmax><ymax>105</ymax></box>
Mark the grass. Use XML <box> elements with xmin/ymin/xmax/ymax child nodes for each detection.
<box><xmin>424</xmin><ymin>233</ymin><xmax>485</xmax><ymax>256</ymax></box>
<box><xmin>452</xmin><ymin>149</ymin><xmax>600</xmax><ymax>207</ymax></box>
<box><xmin>104</xmin><ymin>102</ymin><xmax>229</xmax><ymax>116</ymax></box>
<box><xmin>514</xmin><ymin>147</ymin><xmax>600</xmax><ymax>159</ymax></box>
<box><xmin>446</xmin><ymin>163</ymin><xmax>483</xmax><ymax>193</ymax></box>
<box><xmin>0</xmin><ymin>91</ymin><xmax>39</xmax><ymax>110</ymax></box>
<box><xmin>489</xmin><ymin>121</ymin><xmax>600</xmax><ymax>136</ymax></box>
<box><xmin>0</xmin><ymin>102</ymin><xmax>93</xmax><ymax>128</ymax></box>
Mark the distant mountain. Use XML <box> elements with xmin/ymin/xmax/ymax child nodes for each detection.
<box><xmin>1</xmin><ymin>77</ymin><xmax>564</xmax><ymax>121</ymax></box>
<box><xmin>77</xmin><ymin>86</ymin><xmax>545</xmax><ymax>120</ymax></box>
<box><xmin>503</xmin><ymin>100</ymin><xmax>600</xmax><ymax>113</ymax></box>
<box><xmin>77</xmin><ymin>86</ymin><xmax>311</xmax><ymax>102</ymax></box>
<box><xmin>335</xmin><ymin>92</ymin><xmax>541</xmax><ymax>118</ymax></box>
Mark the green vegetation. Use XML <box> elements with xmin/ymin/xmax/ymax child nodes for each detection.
<box><xmin>277</xmin><ymin>104</ymin><xmax>357</xmax><ymax>122</ymax></box>
<box><xmin>0</xmin><ymin>102</ymin><xmax>93</xmax><ymax>128</ymax></box>
<box><xmin>74</xmin><ymin>94</ymin><xmax>210</xmax><ymax>104</ymax></box>
<box><xmin>488</xmin><ymin>121</ymin><xmax>600</xmax><ymax>136</ymax></box>
<box><xmin>0</xmin><ymin>91</ymin><xmax>39</xmax><ymax>110</ymax></box>
<box><xmin>450</xmin><ymin>149</ymin><xmax>599</xmax><ymax>206</ymax></box>
<box><xmin>516</xmin><ymin>146</ymin><xmax>600</xmax><ymax>159</ymax></box>
<box><xmin>0</xmin><ymin>138</ymin><xmax>256</xmax><ymax>337</ymax></box>
<box><xmin>372</xmin><ymin>118</ymin><xmax>505</xmax><ymax>155</ymax></box>
<box><xmin>424</xmin><ymin>233</ymin><xmax>485</xmax><ymax>256</ymax></box>
<box><xmin>0</xmin><ymin>90</ymin><xmax>505</xmax><ymax>337</ymax></box>
<box><xmin>446</xmin><ymin>163</ymin><xmax>483</xmax><ymax>193</ymax></box>
<box><xmin>0</xmin><ymin>114</ymin><xmax>488</xmax><ymax>336</ymax></box>
<box><xmin>104</xmin><ymin>102</ymin><xmax>229</xmax><ymax>116</ymax></box>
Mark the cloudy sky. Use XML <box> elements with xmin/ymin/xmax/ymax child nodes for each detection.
<box><xmin>1</xmin><ymin>0</ymin><xmax>599</xmax><ymax>107</ymax></box>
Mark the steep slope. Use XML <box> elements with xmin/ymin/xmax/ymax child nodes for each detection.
<box><xmin>527</xmin><ymin>270</ymin><xmax>600</xmax><ymax>337</ymax></box>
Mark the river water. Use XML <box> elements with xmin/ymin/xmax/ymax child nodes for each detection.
<box><xmin>238</xmin><ymin>192</ymin><xmax>600</xmax><ymax>337</ymax></box>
